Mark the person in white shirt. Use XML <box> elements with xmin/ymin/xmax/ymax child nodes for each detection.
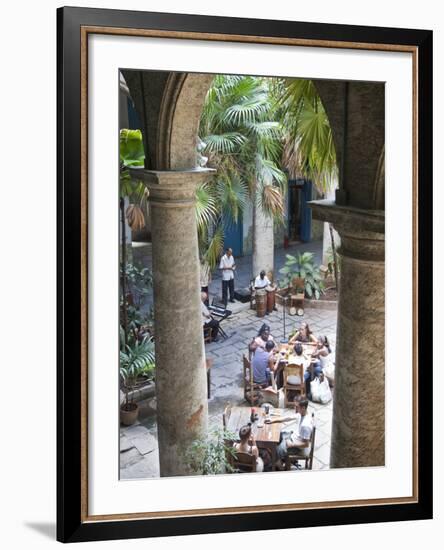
<box><xmin>219</xmin><ymin>247</ymin><xmax>236</xmax><ymax>306</ymax></box>
<box><xmin>254</xmin><ymin>270</ymin><xmax>271</xmax><ymax>289</ymax></box>
<box><xmin>267</xmin><ymin>397</ymin><xmax>313</xmax><ymax>469</ymax></box>
<box><xmin>201</xmin><ymin>292</ymin><xmax>219</xmax><ymax>341</ymax></box>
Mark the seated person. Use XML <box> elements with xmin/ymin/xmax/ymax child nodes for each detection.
<box><xmin>292</xmin><ymin>342</ymin><xmax>322</xmax><ymax>398</ymax></box>
<box><xmin>249</xmin><ymin>323</ymin><xmax>274</xmax><ymax>352</ymax></box>
<box><xmin>311</xmin><ymin>335</ymin><xmax>332</xmax><ymax>371</ymax></box>
<box><xmin>252</xmin><ymin>340</ymin><xmax>276</xmax><ymax>386</ymax></box>
<box><xmin>254</xmin><ymin>270</ymin><xmax>272</xmax><ymax>290</ymax></box>
<box><xmin>201</xmin><ymin>292</ymin><xmax>219</xmax><ymax>341</ymax></box>
<box><xmin>289</xmin><ymin>322</ymin><xmax>318</xmax><ymax>345</ymax></box>
<box><xmin>234</xmin><ymin>424</ymin><xmax>264</xmax><ymax>472</ymax></box>
<box><xmin>267</xmin><ymin>397</ymin><xmax>313</xmax><ymax>469</ymax></box>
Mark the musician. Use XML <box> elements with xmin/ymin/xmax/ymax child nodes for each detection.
<box><xmin>253</xmin><ymin>270</ymin><xmax>277</xmax><ymax>314</ymax></box>
<box><xmin>254</xmin><ymin>270</ymin><xmax>271</xmax><ymax>289</ymax></box>
<box><xmin>219</xmin><ymin>247</ymin><xmax>236</xmax><ymax>306</ymax></box>
<box><xmin>201</xmin><ymin>292</ymin><xmax>219</xmax><ymax>341</ymax></box>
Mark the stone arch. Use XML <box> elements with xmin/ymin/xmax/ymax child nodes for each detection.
<box><xmin>158</xmin><ymin>73</ymin><xmax>215</xmax><ymax>170</ymax></box>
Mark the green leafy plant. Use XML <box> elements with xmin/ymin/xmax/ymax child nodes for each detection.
<box><xmin>120</xmin><ymin>337</ymin><xmax>156</xmax><ymax>409</ymax></box>
<box><xmin>186</xmin><ymin>428</ymin><xmax>237</xmax><ymax>475</ymax></box>
<box><xmin>123</xmin><ymin>262</ymin><xmax>153</xmax><ymax>309</ymax></box>
<box><xmin>279</xmin><ymin>251</ymin><xmax>325</xmax><ymax>300</ymax></box>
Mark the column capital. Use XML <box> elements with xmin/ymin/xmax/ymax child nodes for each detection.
<box><xmin>309</xmin><ymin>200</ymin><xmax>385</xmax><ymax>261</ymax></box>
<box><xmin>129</xmin><ymin>168</ymin><xmax>215</xmax><ymax>206</ymax></box>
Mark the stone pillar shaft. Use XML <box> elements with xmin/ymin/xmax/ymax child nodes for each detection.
<box><xmin>310</xmin><ymin>201</ymin><xmax>385</xmax><ymax>468</ymax></box>
<box><xmin>137</xmin><ymin>168</ymin><xmax>214</xmax><ymax>477</ymax></box>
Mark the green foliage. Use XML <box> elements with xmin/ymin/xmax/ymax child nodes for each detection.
<box><xmin>279</xmin><ymin>252</ymin><xmax>325</xmax><ymax>300</ymax></box>
<box><xmin>325</xmin><ymin>246</ymin><xmax>341</xmax><ymax>276</ymax></box>
<box><xmin>123</xmin><ymin>263</ymin><xmax>153</xmax><ymax>309</ymax></box>
<box><xmin>120</xmin><ymin>129</ymin><xmax>145</xmax><ymax>167</ymax></box>
<box><xmin>186</xmin><ymin>428</ymin><xmax>237</xmax><ymax>475</ymax></box>
<box><xmin>120</xmin><ymin>337</ymin><xmax>156</xmax><ymax>404</ymax></box>
<box><xmin>119</xmin><ymin>129</ymin><xmax>148</xmax><ymax>203</ymax></box>
<box><xmin>276</xmin><ymin>78</ymin><xmax>338</xmax><ymax>194</ymax></box>
<box><xmin>197</xmin><ymin>75</ymin><xmax>287</xmax><ymax>264</ymax></box>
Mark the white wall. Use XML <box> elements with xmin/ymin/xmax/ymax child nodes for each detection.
<box><xmin>0</xmin><ymin>1</ymin><xmax>441</xmax><ymax>549</ymax></box>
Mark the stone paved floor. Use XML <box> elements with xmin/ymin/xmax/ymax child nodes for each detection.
<box><xmin>120</xmin><ymin>303</ymin><xmax>337</xmax><ymax>479</ymax></box>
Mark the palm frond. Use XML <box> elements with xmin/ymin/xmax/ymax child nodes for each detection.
<box><xmin>195</xmin><ymin>182</ymin><xmax>219</xmax><ymax>232</ymax></box>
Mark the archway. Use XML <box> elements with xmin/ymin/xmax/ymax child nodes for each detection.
<box><xmin>122</xmin><ymin>70</ymin><xmax>385</xmax><ymax>474</ymax></box>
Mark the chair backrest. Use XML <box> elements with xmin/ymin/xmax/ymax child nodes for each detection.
<box><xmin>308</xmin><ymin>414</ymin><xmax>316</xmax><ymax>468</ymax></box>
<box><xmin>284</xmin><ymin>364</ymin><xmax>304</xmax><ymax>385</ymax></box>
<box><xmin>243</xmin><ymin>354</ymin><xmax>253</xmax><ymax>385</ymax></box>
<box><xmin>291</xmin><ymin>276</ymin><xmax>305</xmax><ymax>292</ymax></box>
<box><xmin>232</xmin><ymin>449</ymin><xmax>257</xmax><ymax>473</ymax></box>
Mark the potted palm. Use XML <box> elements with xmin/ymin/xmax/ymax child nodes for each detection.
<box><xmin>120</xmin><ymin>337</ymin><xmax>155</xmax><ymax>426</ymax></box>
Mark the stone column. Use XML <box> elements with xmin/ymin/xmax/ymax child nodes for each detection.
<box><xmin>310</xmin><ymin>201</ymin><xmax>385</xmax><ymax>468</ymax></box>
<box><xmin>252</xmin><ymin>198</ymin><xmax>274</xmax><ymax>278</ymax></box>
<box><xmin>134</xmin><ymin>168</ymin><xmax>214</xmax><ymax>477</ymax></box>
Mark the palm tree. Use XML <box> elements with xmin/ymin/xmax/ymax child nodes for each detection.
<box><xmin>198</xmin><ymin>75</ymin><xmax>287</xmax><ymax>275</ymax></box>
<box><xmin>275</xmin><ymin>79</ymin><xmax>339</xmax><ymax>288</ymax></box>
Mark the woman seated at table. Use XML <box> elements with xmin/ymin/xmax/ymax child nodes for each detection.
<box><xmin>252</xmin><ymin>340</ymin><xmax>277</xmax><ymax>386</ymax></box>
<box><xmin>249</xmin><ymin>323</ymin><xmax>274</xmax><ymax>353</ymax></box>
<box><xmin>234</xmin><ymin>424</ymin><xmax>264</xmax><ymax>472</ymax></box>
<box><xmin>311</xmin><ymin>335</ymin><xmax>334</xmax><ymax>385</ymax></box>
<box><xmin>289</xmin><ymin>322</ymin><xmax>318</xmax><ymax>345</ymax></box>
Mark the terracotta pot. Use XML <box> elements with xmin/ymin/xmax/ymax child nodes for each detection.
<box><xmin>120</xmin><ymin>402</ymin><xmax>139</xmax><ymax>426</ymax></box>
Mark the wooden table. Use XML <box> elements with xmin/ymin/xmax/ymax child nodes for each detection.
<box><xmin>226</xmin><ymin>406</ymin><xmax>285</xmax><ymax>470</ymax></box>
<box><xmin>273</xmin><ymin>342</ymin><xmax>318</xmax><ymax>386</ymax></box>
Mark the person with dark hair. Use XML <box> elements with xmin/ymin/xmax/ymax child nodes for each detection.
<box><xmin>252</xmin><ymin>339</ymin><xmax>276</xmax><ymax>385</ymax></box>
<box><xmin>311</xmin><ymin>335</ymin><xmax>331</xmax><ymax>367</ymax></box>
<box><xmin>292</xmin><ymin>342</ymin><xmax>322</xmax><ymax>398</ymax></box>
<box><xmin>289</xmin><ymin>322</ymin><xmax>318</xmax><ymax>345</ymax></box>
<box><xmin>267</xmin><ymin>397</ymin><xmax>313</xmax><ymax>469</ymax></box>
<box><xmin>254</xmin><ymin>270</ymin><xmax>271</xmax><ymax>290</ymax></box>
<box><xmin>234</xmin><ymin>424</ymin><xmax>264</xmax><ymax>472</ymax></box>
<box><xmin>249</xmin><ymin>323</ymin><xmax>274</xmax><ymax>353</ymax></box>
<box><xmin>219</xmin><ymin>247</ymin><xmax>236</xmax><ymax>306</ymax></box>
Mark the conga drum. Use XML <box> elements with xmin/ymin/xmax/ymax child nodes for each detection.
<box><xmin>266</xmin><ymin>286</ymin><xmax>276</xmax><ymax>314</ymax></box>
<box><xmin>256</xmin><ymin>289</ymin><xmax>267</xmax><ymax>317</ymax></box>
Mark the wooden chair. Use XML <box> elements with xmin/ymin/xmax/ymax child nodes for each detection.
<box><xmin>243</xmin><ymin>354</ymin><xmax>262</xmax><ymax>405</ymax></box>
<box><xmin>203</xmin><ymin>325</ymin><xmax>213</xmax><ymax>343</ymax></box>
<box><xmin>283</xmin><ymin>364</ymin><xmax>305</xmax><ymax>408</ymax></box>
<box><xmin>230</xmin><ymin>449</ymin><xmax>257</xmax><ymax>473</ymax></box>
<box><xmin>286</xmin><ymin>414</ymin><xmax>316</xmax><ymax>470</ymax></box>
<box><xmin>290</xmin><ymin>276</ymin><xmax>305</xmax><ymax>311</ymax></box>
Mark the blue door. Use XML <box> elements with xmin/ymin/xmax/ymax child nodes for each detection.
<box><xmin>223</xmin><ymin>214</ymin><xmax>243</xmax><ymax>257</ymax></box>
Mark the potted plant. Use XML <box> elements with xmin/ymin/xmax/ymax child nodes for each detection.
<box><xmin>120</xmin><ymin>337</ymin><xmax>155</xmax><ymax>426</ymax></box>
<box><xmin>278</xmin><ymin>252</ymin><xmax>325</xmax><ymax>300</ymax></box>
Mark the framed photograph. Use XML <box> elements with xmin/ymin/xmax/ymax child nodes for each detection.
<box><xmin>57</xmin><ymin>6</ymin><xmax>433</xmax><ymax>543</ymax></box>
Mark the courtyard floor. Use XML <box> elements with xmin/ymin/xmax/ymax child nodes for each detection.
<box><xmin>120</xmin><ymin>301</ymin><xmax>337</xmax><ymax>479</ymax></box>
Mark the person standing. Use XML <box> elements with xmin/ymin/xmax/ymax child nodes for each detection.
<box><xmin>219</xmin><ymin>247</ymin><xmax>236</xmax><ymax>306</ymax></box>
<box><xmin>200</xmin><ymin>257</ymin><xmax>211</xmax><ymax>305</ymax></box>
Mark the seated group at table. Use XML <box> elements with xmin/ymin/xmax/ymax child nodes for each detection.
<box><xmin>249</xmin><ymin>322</ymin><xmax>333</xmax><ymax>402</ymax></box>
<box><xmin>232</xmin><ymin>396</ymin><xmax>313</xmax><ymax>471</ymax></box>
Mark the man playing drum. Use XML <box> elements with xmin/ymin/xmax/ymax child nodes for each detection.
<box><xmin>254</xmin><ymin>270</ymin><xmax>277</xmax><ymax>315</ymax></box>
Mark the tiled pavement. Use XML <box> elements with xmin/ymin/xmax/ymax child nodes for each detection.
<box><xmin>120</xmin><ymin>303</ymin><xmax>337</xmax><ymax>479</ymax></box>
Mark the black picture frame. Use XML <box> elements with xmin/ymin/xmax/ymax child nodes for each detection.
<box><xmin>57</xmin><ymin>6</ymin><xmax>433</xmax><ymax>543</ymax></box>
